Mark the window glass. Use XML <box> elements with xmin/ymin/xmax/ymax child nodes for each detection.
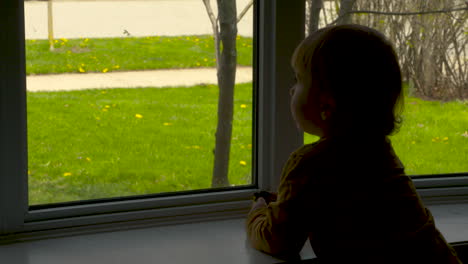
<box><xmin>303</xmin><ymin>0</ymin><xmax>467</xmax><ymax>175</ymax></box>
<box><xmin>25</xmin><ymin>0</ymin><xmax>255</xmax><ymax>205</ymax></box>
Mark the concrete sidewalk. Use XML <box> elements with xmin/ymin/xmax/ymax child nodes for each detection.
<box><xmin>24</xmin><ymin>0</ymin><xmax>254</xmax><ymax>92</ymax></box>
<box><xmin>26</xmin><ymin>67</ymin><xmax>253</xmax><ymax>92</ymax></box>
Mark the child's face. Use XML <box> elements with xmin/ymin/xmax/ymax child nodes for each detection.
<box><xmin>290</xmin><ymin>68</ymin><xmax>327</xmax><ymax>137</ymax></box>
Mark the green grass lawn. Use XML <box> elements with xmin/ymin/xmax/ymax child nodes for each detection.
<box><xmin>27</xmin><ymin>83</ymin><xmax>253</xmax><ymax>205</ymax></box>
<box><xmin>26</xmin><ymin>35</ymin><xmax>253</xmax><ymax>75</ymax></box>
<box><xmin>27</xmin><ymin>84</ymin><xmax>467</xmax><ymax>205</ymax></box>
<box><xmin>305</xmin><ymin>98</ymin><xmax>468</xmax><ymax>176</ymax></box>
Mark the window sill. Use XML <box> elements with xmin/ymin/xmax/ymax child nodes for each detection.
<box><xmin>0</xmin><ymin>217</ymin><xmax>314</xmax><ymax>264</ymax></box>
<box><xmin>0</xmin><ymin>203</ymin><xmax>467</xmax><ymax>264</ymax></box>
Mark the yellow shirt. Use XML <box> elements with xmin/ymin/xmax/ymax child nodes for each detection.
<box><xmin>246</xmin><ymin>137</ymin><xmax>461</xmax><ymax>263</ymax></box>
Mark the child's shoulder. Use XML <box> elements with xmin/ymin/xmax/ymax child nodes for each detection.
<box><xmin>291</xmin><ymin>137</ymin><xmax>332</xmax><ymax>160</ymax></box>
<box><xmin>284</xmin><ymin>138</ymin><xmax>332</xmax><ymax>172</ymax></box>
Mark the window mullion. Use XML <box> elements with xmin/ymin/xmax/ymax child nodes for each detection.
<box><xmin>257</xmin><ymin>0</ymin><xmax>305</xmax><ymax>191</ymax></box>
<box><xmin>0</xmin><ymin>0</ymin><xmax>28</xmax><ymax>234</ymax></box>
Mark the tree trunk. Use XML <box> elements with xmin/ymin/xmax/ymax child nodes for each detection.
<box><xmin>47</xmin><ymin>0</ymin><xmax>54</xmax><ymax>51</ymax></box>
<box><xmin>337</xmin><ymin>0</ymin><xmax>356</xmax><ymax>24</ymax></box>
<box><xmin>308</xmin><ymin>0</ymin><xmax>323</xmax><ymax>34</ymax></box>
<box><xmin>211</xmin><ymin>0</ymin><xmax>238</xmax><ymax>187</ymax></box>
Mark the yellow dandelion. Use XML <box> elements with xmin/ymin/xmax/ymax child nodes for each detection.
<box><xmin>28</xmin><ymin>170</ymin><xmax>31</xmax><ymax>175</ymax></box>
<box><xmin>60</xmin><ymin>38</ymin><xmax>68</xmax><ymax>42</ymax></box>
<box><xmin>84</xmin><ymin>38</ymin><xmax>89</xmax><ymax>42</ymax></box>
<box><xmin>54</xmin><ymin>39</ymin><xmax>59</xmax><ymax>43</ymax></box>
<box><xmin>96</xmin><ymin>117</ymin><xmax>101</xmax><ymax>120</ymax></box>
<box><xmin>196</xmin><ymin>62</ymin><xmax>201</xmax><ymax>66</ymax></box>
<box><xmin>78</xmin><ymin>67</ymin><xmax>86</xmax><ymax>73</ymax></box>
<box><xmin>411</xmin><ymin>141</ymin><xmax>416</xmax><ymax>144</ymax></box>
<box><xmin>236</xmin><ymin>35</ymin><xmax>241</xmax><ymax>40</ymax></box>
<box><xmin>86</xmin><ymin>157</ymin><xmax>91</xmax><ymax>162</ymax></box>
<box><xmin>105</xmin><ymin>105</ymin><xmax>110</xmax><ymax>109</ymax></box>
<box><xmin>63</xmin><ymin>172</ymin><xmax>72</xmax><ymax>177</ymax></box>
<box><xmin>102</xmin><ymin>68</ymin><xmax>109</xmax><ymax>73</ymax></box>
<box><xmin>135</xmin><ymin>114</ymin><xmax>143</xmax><ymax>119</ymax></box>
<box><xmin>163</xmin><ymin>122</ymin><xmax>172</xmax><ymax>126</ymax></box>
<box><xmin>203</xmin><ymin>58</ymin><xmax>208</xmax><ymax>62</ymax></box>
<box><xmin>192</xmin><ymin>145</ymin><xmax>201</xmax><ymax>149</ymax></box>
<box><xmin>81</xmin><ymin>63</ymin><xmax>85</xmax><ymax>66</ymax></box>
<box><xmin>240</xmin><ymin>104</ymin><xmax>247</xmax><ymax>109</ymax></box>
<box><xmin>112</xmin><ymin>104</ymin><xmax>116</xmax><ymax>107</ymax></box>
<box><xmin>239</xmin><ymin>161</ymin><xmax>247</xmax><ymax>166</ymax></box>
<box><xmin>443</xmin><ymin>137</ymin><xmax>448</xmax><ymax>141</ymax></box>
<box><xmin>101</xmin><ymin>91</ymin><xmax>107</xmax><ymax>94</ymax></box>
<box><xmin>67</xmin><ymin>51</ymin><xmax>72</xmax><ymax>55</ymax></box>
<box><xmin>102</xmin><ymin>108</ymin><xmax>108</xmax><ymax>112</ymax></box>
<box><xmin>113</xmin><ymin>65</ymin><xmax>120</xmax><ymax>69</ymax></box>
<box><xmin>247</xmin><ymin>144</ymin><xmax>252</xmax><ymax>148</ymax></box>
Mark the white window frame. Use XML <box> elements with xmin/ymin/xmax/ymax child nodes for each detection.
<box><xmin>0</xmin><ymin>0</ymin><xmax>467</xmax><ymax>242</ymax></box>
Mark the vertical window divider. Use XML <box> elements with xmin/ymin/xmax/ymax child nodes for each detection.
<box><xmin>257</xmin><ymin>0</ymin><xmax>305</xmax><ymax>192</ymax></box>
<box><xmin>0</xmin><ymin>0</ymin><xmax>28</xmax><ymax>235</ymax></box>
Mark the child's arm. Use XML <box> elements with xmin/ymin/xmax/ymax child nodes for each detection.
<box><xmin>246</xmin><ymin>153</ymin><xmax>312</xmax><ymax>259</ymax></box>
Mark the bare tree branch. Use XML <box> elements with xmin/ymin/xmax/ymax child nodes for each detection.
<box><xmin>348</xmin><ymin>6</ymin><xmax>468</xmax><ymax>17</ymax></box>
<box><xmin>202</xmin><ymin>0</ymin><xmax>218</xmax><ymax>28</ymax></box>
<box><xmin>237</xmin><ymin>0</ymin><xmax>253</xmax><ymax>23</ymax></box>
<box><xmin>308</xmin><ymin>0</ymin><xmax>324</xmax><ymax>34</ymax></box>
<box><xmin>336</xmin><ymin>0</ymin><xmax>357</xmax><ymax>24</ymax></box>
<box><xmin>330</xmin><ymin>6</ymin><xmax>468</xmax><ymax>25</ymax></box>
<box><xmin>202</xmin><ymin>0</ymin><xmax>221</xmax><ymax>70</ymax></box>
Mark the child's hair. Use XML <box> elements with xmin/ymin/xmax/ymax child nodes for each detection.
<box><xmin>292</xmin><ymin>24</ymin><xmax>404</xmax><ymax>137</ymax></box>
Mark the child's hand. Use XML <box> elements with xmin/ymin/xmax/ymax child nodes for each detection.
<box><xmin>253</xmin><ymin>191</ymin><xmax>277</xmax><ymax>204</ymax></box>
<box><xmin>250</xmin><ymin>197</ymin><xmax>267</xmax><ymax>212</ymax></box>
<box><xmin>268</xmin><ymin>192</ymin><xmax>278</xmax><ymax>203</ymax></box>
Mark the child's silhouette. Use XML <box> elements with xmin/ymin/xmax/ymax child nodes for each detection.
<box><xmin>246</xmin><ymin>24</ymin><xmax>462</xmax><ymax>263</ymax></box>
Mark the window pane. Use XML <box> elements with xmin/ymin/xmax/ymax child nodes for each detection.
<box><xmin>303</xmin><ymin>0</ymin><xmax>467</xmax><ymax>175</ymax></box>
<box><xmin>25</xmin><ymin>0</ymin><xmax>255</xmax><ymax>205</ymax></box>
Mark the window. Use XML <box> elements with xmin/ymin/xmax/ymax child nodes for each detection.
<box><xmin>0</xmin><ymin>0</ymin><xmax>466</xmax><ymax>239</ymax></box>
<box><xmin>24</xmin><ymin>0</ymin><xmax>255</xmax><ymax>206</ymax></box>
<box><xmin>303</xmin><ymin>0</ymin><xmax>468</xmax><ymax>176</ymax></box>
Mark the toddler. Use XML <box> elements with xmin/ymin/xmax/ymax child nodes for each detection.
<box><xmin>246</xmin><ymin>24</ymin><xmax>462</xmax><ymax>263</ymax></box>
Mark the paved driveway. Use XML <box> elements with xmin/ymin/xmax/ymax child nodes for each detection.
<box><xmin>24</xmin><ymin>0</ymin><xmax>254</xmax><ymax>39</ymax></box>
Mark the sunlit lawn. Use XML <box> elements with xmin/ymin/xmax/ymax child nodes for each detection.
<box><xmin>25</xmin><ymin>35</ymin><xmax>253</xmax><ymax>75</ymax></box>
<box><xmin>390</xmin><ymin>98</ymin><xmax>468</xmax><ymax>175</ymax></box>
<box><xmin>28</xmin><ymin>83</ymin><xmax>467</xmax><ymax>205</ymax></box>
<box><xmin>305</xmin><ymin>98</ymin><xmax>468</xmax><ymax>176</ymax></box>
<box><xmin>27</xmin><ymin>83</ymin><xmax>253</xmax><ymax>205</ymax></box>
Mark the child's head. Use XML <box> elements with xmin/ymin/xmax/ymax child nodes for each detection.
<box><xmin>290</xmin><ymin>24</ymin><xmax>404</xmax><ymax>138</ymax></box>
